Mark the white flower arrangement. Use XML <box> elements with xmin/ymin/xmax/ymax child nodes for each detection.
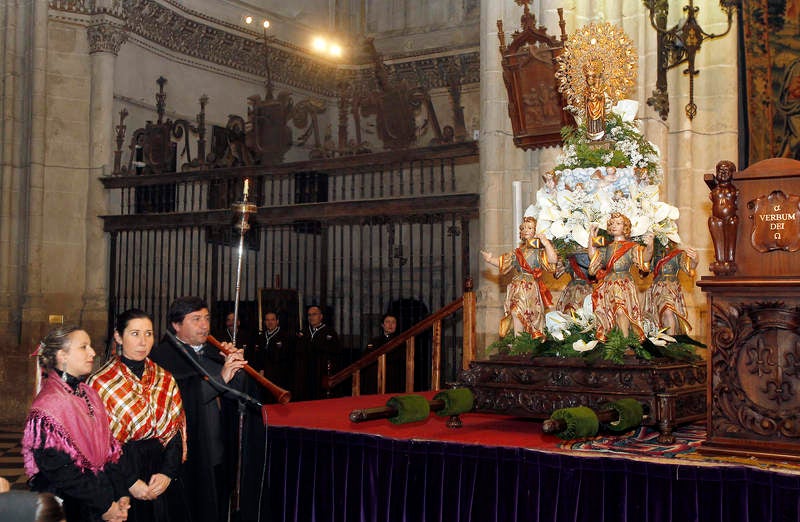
<box><xmin>527</xmin><ymin>100</ymin><xmax>680</xmax><ymax>253</ymax></box>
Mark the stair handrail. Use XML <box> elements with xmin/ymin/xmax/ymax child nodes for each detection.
<box><xmin>322</xmin><ymin>277</ymin><xmax>476</xmax><ymax>393</ymax></box>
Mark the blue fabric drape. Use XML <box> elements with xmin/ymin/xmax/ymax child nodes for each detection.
<box><xmin>260</xmin><ymin>426</ymin><xmax>800</xmax><ymax>522</ymax></box>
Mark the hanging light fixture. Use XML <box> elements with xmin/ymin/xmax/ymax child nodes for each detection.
<box><xmin>643</xmin><ymin>0</ymin><xmax>739</xmax><ymax>120</ymax></box>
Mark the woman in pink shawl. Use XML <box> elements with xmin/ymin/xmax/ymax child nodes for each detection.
<box><xmin>22</xmin><ymin>326</ymin><xmax>131</xmax><ymax>522</ymax></box>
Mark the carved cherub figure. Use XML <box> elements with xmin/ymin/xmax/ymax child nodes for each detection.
<box><xmin>706</xmin><ymin>160</ymin><xmax>738</xmax><ymax>274</ymax></box>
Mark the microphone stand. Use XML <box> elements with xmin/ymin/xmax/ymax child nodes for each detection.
<box><xmin>164</xmin><ymin>330</ymin><xmax>264</xmax><ymax>521</ymax></box>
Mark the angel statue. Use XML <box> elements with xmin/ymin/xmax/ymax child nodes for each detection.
<box><xmin>587</xmin><ymin>212</ymin><xmax>654</xmax><ymax>342</ymax></box>
<box><xmin>644</xmin><ymin>242</ymin><xmax>698</xmax><ymax>335</ymax></box>
<box><xmin>554</xmin><ymin>253</ymin><xmax>593</xmax><ymax>314</ymax></box>
<box><xmin>481</xmin><ymin>216</ymin><xmax>559</xmax><ymax>339</ymax></box>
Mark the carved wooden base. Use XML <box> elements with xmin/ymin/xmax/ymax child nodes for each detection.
<box><xmin>698</xmin><ymin>278</ymin><xmax>800</xmax><ymax>462</ymax></box>
<box><xmin>459</xmin><ymin>356</ymin><xmax>707</xmax><ymax>443</ymax></box>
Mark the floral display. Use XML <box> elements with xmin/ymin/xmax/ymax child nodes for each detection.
<box><xmin>486</xmin><ymin>100</ymin><xmax>704</xmax><ymax>362</ymax></box>
<box><xmin>485</xmin><ymin>22</ymin><xmax>705</xmax><ymax>363</ymax></box>
<box><xmin>488</xmin><ymin>295</ymin><xmax>703</xmax><ymax>363</ymax></box>
<box><xmin>526</xmin><ymin>100</ymin><xmax>680</xmax><ymax>257</ymax></box>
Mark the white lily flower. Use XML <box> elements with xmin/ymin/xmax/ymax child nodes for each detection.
<box><xmin>636</xmin><ymin>184</ymin><xmax>660</xmax><ymax>200</ymax></box>
<box><xmin>573</xmin><ymin>339</ymin><xmax>600</xmax><ymax>352</ymax></box>
<box><xmin>648</xmin><ymin>330</ymin><xmax>677</xmax><ymax>347</ymax></box>
<box><xmin>571</xmin><ymin>225</ymin><xmax>590</xmax><ymax>248</ymax></box>
<box><xmin>545</xmin><ymin>311</ymin><xmax>572</xmax><ymax>341</ymax></box>
<box><xmin>572</xmin><ymin>295</ymin><xmax>596</xmax><ymax>331</ymax></box>
<box><xmin>550</xmin><ymin>221</ymin><xmax>569</xmax><ymax>239</ymax></box>
<box><xmin>612</xmin><ymin>99</ymin><xmax>639</xmax><ymax>122</ymax></box>
<box><xmin>538</xmin><ymin>205</ymin><xmax>565</xmax><ymax>222</ymax></box>
<box><xmin>652</xmin><ymin>202</ymin><xmax>679</xmax><ymax>222</ymax></box>
<box><xmin>594</xmin><ymin>189</ymin><xmax>614</xmax><ymax>212</ymax></box>
<box><xmin>630</xmin><ymin>215</ymin><xmax>652</xmax><ymax>237</ymax></box>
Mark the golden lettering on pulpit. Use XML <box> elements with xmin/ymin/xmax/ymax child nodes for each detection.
<box><xmin>747</xmin><ymin>190</ymin><xmax>800</xmax><ymax>252</ymax></box>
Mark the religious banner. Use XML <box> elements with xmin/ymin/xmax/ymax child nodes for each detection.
<box><xmin>742</xmin><ymin>1</ymin><xmax>800</xmax><ymax>164</ymax></box>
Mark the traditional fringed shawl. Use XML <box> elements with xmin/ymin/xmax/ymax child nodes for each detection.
<box><xmin>88</xmin><ymin>357</ymin><xmax>186</xmax><ymax>458</ymax></box>
<box><xmin>22</xmin><ymin>372</ymin><xmax>121</xmax><ymax>477</ymax></box>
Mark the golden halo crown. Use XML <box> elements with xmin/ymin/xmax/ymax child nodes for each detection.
<box><xmin>556</xmin><ymin>22</ymin><xmax>638</xmax><ymax>116</ymax></box>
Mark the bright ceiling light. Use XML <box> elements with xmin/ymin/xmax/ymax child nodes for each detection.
<box><xmin>312</xmin><ymin>37</ymin><xmax>327</xmax><ymax>52</ymax></box>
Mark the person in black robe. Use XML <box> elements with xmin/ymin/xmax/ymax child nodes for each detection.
<box><xmin>149</xmin><ymin>297</ymin><xmax>247</xmax><ymax>522</ymax></box>
<box><xmin>362</xmin><ymin>314</ymin><xmax>405</xmax><ymax>394</ymax></box>
<box><xmin>295</xmin><ymin>305</ymin><xmax>342</xmax><ymax>400</ymax></box>
<box><xmin>216</xmin><ymin>312</ymin><xmax>258</xmax><ymax>362</ymax></box>
<box><xmin>257</xmin><ymin>311</ymin><xmax>295</xmax><ymax>402</ymax></box>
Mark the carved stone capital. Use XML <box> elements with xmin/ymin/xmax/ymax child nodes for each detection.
<box><xmin>87</xmin><ymin>22</ymin><xmax>127</xmax><ymax>55</ymax></box>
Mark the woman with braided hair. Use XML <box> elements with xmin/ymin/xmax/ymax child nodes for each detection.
<box><xmin>22</xmin><ymin>326</ymin><xmax>130</xmax><ymax>522</ymax></box>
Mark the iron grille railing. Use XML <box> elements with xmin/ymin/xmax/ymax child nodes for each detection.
<box><xmin>102</xmin><ymin>142</ymin><xmax>479</xmax><ymax>387</ymax></box>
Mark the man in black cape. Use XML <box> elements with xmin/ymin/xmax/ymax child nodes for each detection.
<box><xmin>257</xmin><ymin>311</ymin><xmax>295</xmax><ymax>402</ymax></box>
<box><xmin>295</xmin><ymin>305</ymin><xmax>342</xmax><ymax>400</ymax></box>
<box><xmin>150</xmin><ymin>297</ymin><xmax>248</xmax><ymax>522</ymax></box>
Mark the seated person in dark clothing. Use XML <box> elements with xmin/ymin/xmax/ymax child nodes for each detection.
<box><xmin>295</xmin><ymin>305</ymin><xmax>342</xmax><ymax>400</ymax></box>
<box><xmin>362</xmin><ymin>314</ymin><xmax>406</xmax><ymax>394</ymax></box>
<box><xmin>257</xmin><ymin>311</ymin><xmax>295</xmax><ymax>402</ymax></box>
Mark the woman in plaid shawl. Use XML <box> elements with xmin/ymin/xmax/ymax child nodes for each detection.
<box><xmin>89</xmin><ymin>309</ymin><xmax>188</xmax><ymax>522</ymax></box>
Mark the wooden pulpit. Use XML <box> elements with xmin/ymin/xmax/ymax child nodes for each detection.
<box><xmin>698</xmin><ymin>157</ymin><xmax>800</xmax><ymax>461</ymax></box>
<box><xmin>497</xmin><ymin>4</ymin><xmax>572</xmax><ymax>150</ymax></box>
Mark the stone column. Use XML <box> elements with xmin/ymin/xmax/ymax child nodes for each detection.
<box><xmin>664</xmin><ymin>0</ymin><xmax>739</xmax><ymax>337</ymax></box>
<box><xmin>19</xmin><ymin>0</ymin><xmax>50</xmax><ymax>348</ymax></box>
<box><xmin>0</xmin><ymin>0</ymin><xmax>34</xmax><ymax>425</ymax></box>
<box><xmin>0</xmin><ymin>0</ymin><xmax>26</xmax><ymax>340</ymax></box>
<box><xmin>83</xmin><ymin>19</ymin><xmax>127</xmax><ymax>344</ymax></box>
<box><xmin>476</xmin><ymin>1</ymin><xmax>529</xmax><ymax>354</ymax></box>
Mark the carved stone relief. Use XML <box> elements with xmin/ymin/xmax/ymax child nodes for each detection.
<box><xmin>87</xmin><ymin>21</ymin><xmax>127</xmax><ymax>55</ymax></box>
<box><xmin>51</xmin><ymin>0</ymin><xmax>479</xmax><ymax>100</ymax></box>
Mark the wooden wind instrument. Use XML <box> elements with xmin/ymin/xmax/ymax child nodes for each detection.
<box><xmin>541</xmin><ymin>408</ymin><xmax>619</xmax><ymax>435</ymax></box>
<box><xmin>206</xmin><ymin>334</ymin><xmax>291</xmax><ymax>404</ymax></box>
<box><xmin>349</xmin><ymin>399</ymin><xmax>446</xmax><ymax>423</ymax></box>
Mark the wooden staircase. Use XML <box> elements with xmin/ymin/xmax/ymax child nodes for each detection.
<box><xmin>323</xmin><ymin>278</ymin><xmax>476</xmax><ymax>395</ymax></box>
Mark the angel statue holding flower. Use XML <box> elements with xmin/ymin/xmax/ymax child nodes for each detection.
<box><xmin>482</xmin><ymin>216</ymin><xmax>558</xmax><ymax>340</ymax></box>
